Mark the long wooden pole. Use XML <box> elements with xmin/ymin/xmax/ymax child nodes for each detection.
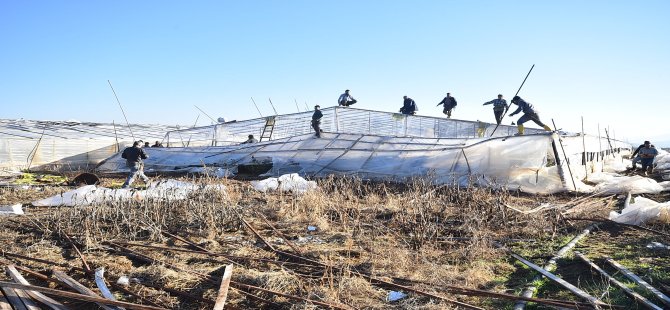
<box><xmin>490</xmin><ymin>64</ymin><xmax>535</xmax><ymax>136</ymax></box>
<box><xmin>193</xmin><ymin>105</ymin><xmax>216</xmax><ymax>123</ymax></box>
<box><xmin>250</xmin><ymin>97</ymin><xmax>263</xmax><ymax>117</ymax></box>
<box><xmin>107</xmin><ymin>80</ymin><xmax>135</xmax><ymax>141</ymax></box>
<box><xmin>268</xmin><ymin>98</ymin><xmax>278</xmax><ymax>115</ymax></box>
<box><xmin>581</xmin><ymin>116</ymin><xmax>588</xmax><ymax>179</ymax></box>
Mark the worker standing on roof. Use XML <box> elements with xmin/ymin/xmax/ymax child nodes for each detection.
<box><xmin>338</xmin><ymin>89</ymin><xmax>357</xmax><ymax>107</ymax></box>
<box><xmin>400</xmin><ymin>96</ymin><xmax>418</xmax><ymax>115</ymax></box>
<box><xmin>312</xmin><ymin>105</ymin><xmax>323</xmax><ymax>138</ymax></box>
<box><xmin>508</xmin><ymin>96</ymin><xmax>552</xmax><ymax>135</ymax></box>
<box><xmin>436</xmin><ymin>93</ymin><xmax>457</xmax><ymax>118</ymax></box>
<box><xmin>482</xmin><ymin>94</ymin><xmax>508</xmax><ymax>125</ymax></box>
<box><xmin>121</xmin><ymin>141</ymin><xmax>150</xmax><ymax>188</ymax></box>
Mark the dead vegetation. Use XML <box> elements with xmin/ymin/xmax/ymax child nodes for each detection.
<box><xmin>0</xmin><ymin>175</ymin><xmax>668</xmax><ymax>309</ymax></box>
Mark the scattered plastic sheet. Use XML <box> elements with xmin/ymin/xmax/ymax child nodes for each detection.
<box><xmin>646</xmin><ymin>242</ymin><xmax>670</xmax><ymax>250</ymax></box>
<box><xmin>0</xmin><ymin>203</ymin><xmax>23</xmax><ymax>215</ymax></box>
<box><xmin>307</xmin><ymin>225</ymin><xmax>318</xmax><ymax>231</ymax></box>
<box><xmin>386</xmin><ymin>291</ymin><xmax>407</xmax><ymax>302</ymax></box>
<box><xmin>31</xmin><ymin>179</ymin><xmax>225</xmax><ymax>207</ymax></box>
<box><xmin>609</xmin><ymin>196</ymin><xmax>670</xmax><ymax>225</ymax></box>
<box><xmin>251</xmin><ymin>173</ymin><xmax>317</xmax><ymax>194</ymax></box>
<box><xmin>592</xmin><ymin>176</ymin><xmax>664</xmax><ymax>195</ymax></box>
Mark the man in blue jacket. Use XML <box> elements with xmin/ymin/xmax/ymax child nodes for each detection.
<box><xmin>509</xmin><ymin>96</ymin><xmax>552</xmax><ymax>135</ymax></box>
<box><xmin>483</xmin><ymin>94</ymin><xmax>508</xmax><ymax>125</ymax></box>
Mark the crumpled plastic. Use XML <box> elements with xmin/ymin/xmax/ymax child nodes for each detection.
<box><xmin>31</xmin><ymin>179</ymin><xmax>225</xmax><ymax>207</ymax></box>
<box><xmin>251</xmin><ymin>173</ymin><xmax>317</xmax><ymax>194</ymax></box>
<box><xmin>609</xmin><ymin>196</ymin><xmax>670</xmax><ymax>225</ymax></box>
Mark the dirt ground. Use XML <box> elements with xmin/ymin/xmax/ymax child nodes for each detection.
<box><xmin>0</xmin><ymin>173</ymin><xmax>668</xmax><ymax>309</ymax></box>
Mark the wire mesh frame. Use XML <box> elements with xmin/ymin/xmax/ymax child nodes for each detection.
<box><xmin>164</xmin><ymin>107</ymin><xmax>549</xmax><ymax>146</ymax></box>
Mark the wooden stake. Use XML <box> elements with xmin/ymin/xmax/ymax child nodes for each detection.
<box><xmin>213</xmin><ymin>264</ymin><xmax>233</xmax><ymax>310</ymax></box>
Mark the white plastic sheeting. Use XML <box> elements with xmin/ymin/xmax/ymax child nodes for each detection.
<box><xmin>0</xmin><ymin>119</ymin><xmax>177</xmax><ymax>174</ymax></box>
<box><xmin>609</xmin><ymin>197</ymin><xmax>670</xmax><ymax>225</ymax></box>
<box><xmin>251</xmin><ymin>174</ymin><xmax>317</xmax><ymax>194</ymax></box>
<box><xmin>98</xmin><ymin>131</ymin><xmax>631</xmax><ymax>194</ymax></box>
<box><xmin>32</xmin><ymin>179</ymin><xmax>224</xmax><ymax>207</ymax></box>
<box><xmin>0</xmin><ymin>204</ymin><xmax>24</xmax><ymax>215</ymax></box>
<box><xmin>591</xmin><ymin>175</ymin><xmax>665</xmax><ymax>195</ymax></box>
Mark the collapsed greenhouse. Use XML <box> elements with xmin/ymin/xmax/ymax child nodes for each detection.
<box><xmin>0</xmin><ymin>119</ymin><xmax>177</xmax><ymax>175</ymax></box>
<box><xmin>94</xmin><ymin>107</ymin><xmax>631</xmax><ymax>194</ymax></box>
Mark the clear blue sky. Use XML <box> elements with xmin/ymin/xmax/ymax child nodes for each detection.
<box><xmin>2</xmin><ymin>1</ymin><xmax>669</xmax><ymax>145</ymax></box>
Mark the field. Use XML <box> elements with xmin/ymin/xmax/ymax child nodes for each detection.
<box><xmin>0</xmin><ymin>174</ymin><xmax>669</xmax><ymax>309</ymax></box>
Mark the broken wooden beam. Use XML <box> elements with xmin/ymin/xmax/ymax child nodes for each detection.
<box><xmin>52</xmin><ymin>269</ymin><xmax>122</xmax><ymax>310</ymax></box>
<box><xmin>605</xmin><ymin>257</ymin><xmax>670</xmax><ymax>308</ymax></box>
<box><xmin>0</xmin><ymin>286</ymin><xmax>29</xmax><ymax>310</ymax></box>
<box><xmin>0</xmin><ymin>290</ymin><xmax>12</xmax><ymax>310</ymax></box>
<box><xmin>0</xmin><ymin>281</ymin><xmax>168</xmax><ymax>310</ymax></box>
<box><xmin>575</xmin><ymin>252</ymin><xmax>662</xmax><ymax>310</ymax></box>
<box><xmin>5</xmin><ymin>265</ymin><xmax>69</xmax><ymax>310</ymax></box>
<box><xmin>213</xmin><ymin>264</ymin><xmax>233</xmax><ymax>310</ymax></box>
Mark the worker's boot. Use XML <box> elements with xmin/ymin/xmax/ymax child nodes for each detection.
<box><xmin>543</xmin><ymin>125</ymin><xmax>552</xmax><ymax>131</ymax></box>
<box><xmin>515</xmin><ymin>124</ymin><xmax>524</xmax><ymax>135</ymax></box>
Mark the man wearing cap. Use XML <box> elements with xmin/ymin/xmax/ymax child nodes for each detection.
<box><xmin>436</xmin><ymin>93</ymin><xmax>457</xmax><ymax>118</ymax></box>
<box><xmin>121</xmin><ymin>140</ymin><xmax>150</xmax><ymax>188</ymax></box>
<box><xmin>399</xmin><ymin>96</ymin><xmax>418</xmax><ymax>115</ymax></box>
<box><xmin>483</xmin><ymin>94</ymin><xmax>508</xmax><ymax>125</ymax></box>
<box><xmin>338</xmin><ymin>89</ymin><xmax>357</xmax><ymax>107</ymax></box>
<box><xmin>312</xmin><ymin>105</ymin><xmax>323</xmax><ymax>138</ymax></box>
<box><xmin>508</xmin><ymin>96</ymin><xmax>552</xmax><ymax>135</ymax></box>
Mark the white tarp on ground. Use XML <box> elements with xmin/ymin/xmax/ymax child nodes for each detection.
<box><xmin>0</xmin><ymin>204</ymin><xmax>24</xmax><ymax>215</ymax></box>
<box><xmin>32</xmin><ymin>179</ymin><xmax>224</xmax><ymax>207</ymax></box>
<box><xmin>97</xmin><ymin>131</ymin><xmax>631</xmax><ymax>194</ymax></box>
<box><xmin>252</xmin><ymin>173</ymin><xmax>317</xmax><ymax>194</ymax></box>
<box><xmin>609</xmin><ymin>196</ymin><xmax>670</xmax><ymax>225</ymax></box>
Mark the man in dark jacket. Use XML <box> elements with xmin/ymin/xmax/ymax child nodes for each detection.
<box><xmin>436</xmin><ymin>93</ymin><xmax>457</xmax><ymax>118</ymax></box>
<box><xmin>400</xmin><ymin>96</ymin><xmax>418</xmax><ymax>115</ymax></box>
<box><xmin>311</xmin><ymin>105</ymin><xmax>323</xmax><ymax>138</ymax></box>
<box><xmin>121</xmin><ymin>141</ymin><xmax>150</xmax><ymax>188</ymax></box>
<box><xmin>630</xmin><ymin>141</ymin><xmax>656</xmax><ymax>170</ymax></box>
<box><xmin>508</xmin><ymin>96</ymin><xmax>552</xmax><ymax>135</ymax></box>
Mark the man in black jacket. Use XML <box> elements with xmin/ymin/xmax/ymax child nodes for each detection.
<box><xmin>436</xmin><ymin>93</ymin><xmax>457</xmax><ymax>118</ymax></box>
<box><xmin>400</xmin><ymin>96</ymin><xmax>418</xmax><ymax>115</ymax></box>
<box><xmin>121</xmin><ymin>141</ymin><xmax>150</xmax><ymax>188</ymax></box>
<box><xmin>311</xmin><ymin>105</ymin><xmax>323</xmax><ymax>138</ymax></box>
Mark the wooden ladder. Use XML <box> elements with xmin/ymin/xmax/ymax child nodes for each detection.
<box><xmin>259</xmin><ymin>116</ymin><xmax>276</xmax><ymax>142</ymax></box>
